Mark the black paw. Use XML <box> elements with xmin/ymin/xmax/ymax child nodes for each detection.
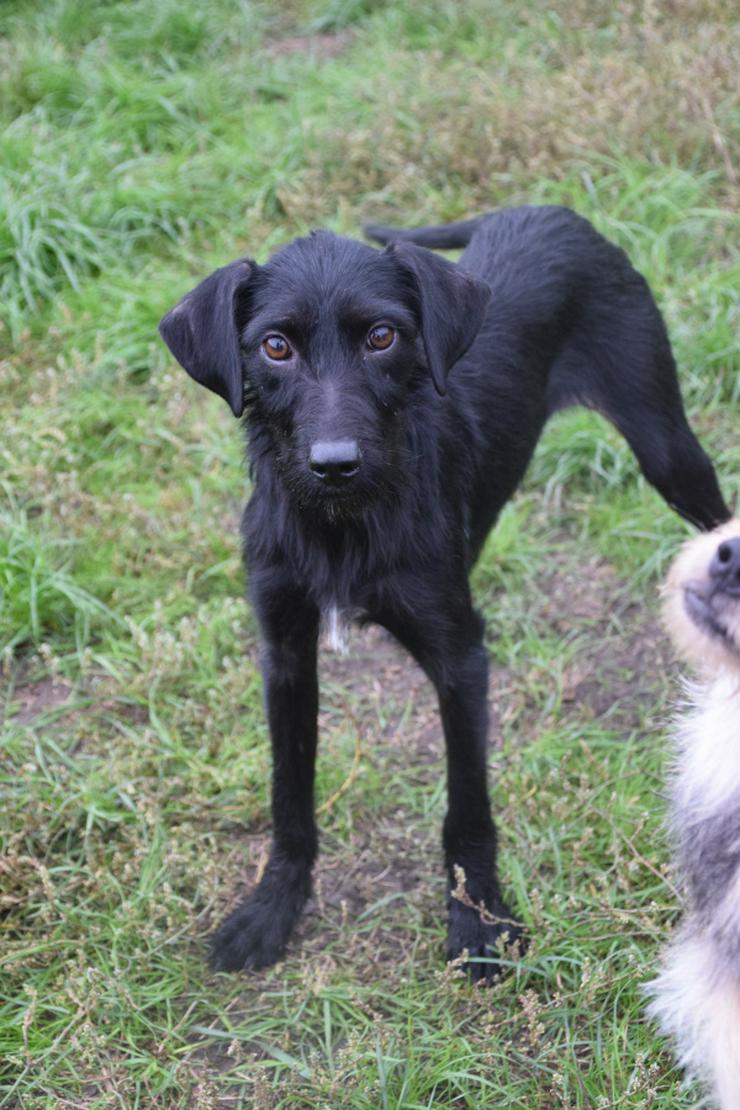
<box><xmin>209</xmin><ymin>860</ymin><xmax>311</xmax><ymax>972</ymax></box>
<box><xmin>446</xmin><ymin>894</ymin><xmax>525</xmax><ymax>984</ymax></box>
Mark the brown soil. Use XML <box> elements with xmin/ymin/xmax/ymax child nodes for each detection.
<box><xmin>267</xmin><ymin>31</ymin><xmax>353</xmax><ymax>59</ymax></box>
<box><xmin>539</xmin><ymin>557</ymin><xmax>672</xmax><ymax>727</ymax></box>
<box><xmin>8</xmin><ymin>677</ymin><xmax>74</xmax><ymax>724</ymax></box>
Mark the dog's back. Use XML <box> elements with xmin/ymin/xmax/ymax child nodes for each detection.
<box><xmin>368</xmin><ymin>207</ymin><xmax>728</xmax><ymax>538</ymax></box>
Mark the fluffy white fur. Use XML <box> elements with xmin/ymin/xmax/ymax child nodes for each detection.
<box><xmin>646</xmin><ymin>519</ymin><xmax>740</xmax><ymax>1108</ymax></box>
<box><xmin>665</xmin><ymin>675</ymin><xmax>740</xmax><ymax>835</ymax></box>
<box><xmin>649</xmin><ymin>929</ymin><xmax>740</xmax><ymax>1104</ymax></box>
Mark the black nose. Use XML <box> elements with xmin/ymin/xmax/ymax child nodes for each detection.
<box><xmin>710</xmin><ymin>536</ymin><xmax>740</xmax><ymax>597</ymax></box>
<box><xmin>309</xmin><ymin>439</ymin><xmax>361</xmax><ymax>483</ymax></box>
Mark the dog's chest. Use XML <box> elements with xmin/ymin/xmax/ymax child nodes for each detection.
<box><xmin>674</xmin><ymin>678</ymin><xmax>740</xmax><ymax>899</ymax></box>
<box><xmin>675</xmin><ymin>678</ymin><xmax>740</xmax><ymax>815</ymax></box>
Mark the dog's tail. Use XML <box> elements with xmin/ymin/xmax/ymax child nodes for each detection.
<box><xmin>646</xmin><ymin>930</ymin><xmax>740</xmax><ymax>1108</ymax></box>
<box><xmin>364</xmin><ymin>217</ymin><xmax>483</xmax><ymax>250</ymax></box>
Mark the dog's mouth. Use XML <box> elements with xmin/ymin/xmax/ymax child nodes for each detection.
<box><xmin>304</xmin><ymin>482</ymin><xmax>374</xmax><ymax>521</ymax></box>
<box><xmin>683</xmin><ymin>586</ymin><xmax>740</xmax><ymax>655</ymax></box>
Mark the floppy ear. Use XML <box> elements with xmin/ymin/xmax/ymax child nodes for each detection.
<box><xmin>158</xmin><ymin>259</ymin><xmax>254</xmax><ymax>417</ymax></box>
<box><xmin>389</xmin><ymin>241</ymin><xmax>491</xmax><ymax>395</ymax></box>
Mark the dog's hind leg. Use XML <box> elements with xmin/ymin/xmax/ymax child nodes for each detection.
<box><xmin>209</xmin><ymin>579</ymin><xmax>320</xmax><ymax>971</ymax></box>
<box><xmin>602</xmin><ymin>388</ymin><xmax>728</xmax><ymax>531</ymax></box>
<box><xmin>547</xmin><ymin>315</ymin><xmax>730</xmax><ymax>530</ymax></box>
<box><xmin>378</xmin><ymin>593</ymin><xmax>523</xmax><ymax>983</ymax></box>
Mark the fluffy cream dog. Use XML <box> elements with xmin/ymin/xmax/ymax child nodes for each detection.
<box><xmin>647</xmin><ymin>518</ymin><xmax>740</xmax><ymax>1107</ymax></box>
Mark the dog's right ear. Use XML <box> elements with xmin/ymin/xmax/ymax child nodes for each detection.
<box><xmin>158</xmin><ymin>259</ymin><xmax>254</xmax><ymax>418</ymax></box>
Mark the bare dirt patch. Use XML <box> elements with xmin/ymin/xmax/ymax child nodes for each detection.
<box><xmin>267</xmin><ymin>31</ymin><xmax>353</xmax><ymax>59</ymax></box>
<box><xmin>8</xmin><ymin>677</ymin><xmax>74</xmax><ymax>725</ymax></box>
<box><xmin>540</xmin><ymin>557</ymin><xmax>673</xmax><ymax>728</ymax></box>
<box><xmin>320</xmin><ymin>622</ymin><xmax>512</xmax><ymax>763</ymax></box>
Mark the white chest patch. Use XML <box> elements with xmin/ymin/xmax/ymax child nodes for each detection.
<box><xmin>674</xmin><ymin>674</ymin><xmax>740</xmax><ymax>817</ymax></box>
<box><xmin>322</xmin><ymin>604</ymin><xmax>351</xmax><ymax>655</ymax></box>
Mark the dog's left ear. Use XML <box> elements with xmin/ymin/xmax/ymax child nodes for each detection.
<box><xmin>390</xmin><ymin>241</ymin><xmax>491</xmax><ymax>395</ymax></box>
<box><xmin>159</xmin><ymin>259</ymin><xmax>254</xmax><ymax>418</ymax></box>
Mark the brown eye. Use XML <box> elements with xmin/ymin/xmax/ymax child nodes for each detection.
<box><xmin>367</xmin><ymin>324</ymin><xmax>395</xmax><ymax>351</ymax></box>
<box><xmin>262</xmin><ymin>335</ymin><xmax>292</xmax><ymax>361</ymax></box>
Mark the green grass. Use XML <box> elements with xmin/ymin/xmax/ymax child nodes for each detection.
<box><xmin>1</xmin><ymin>0</ymin><xmax>739</xmax><ymax>1106</ymax></box>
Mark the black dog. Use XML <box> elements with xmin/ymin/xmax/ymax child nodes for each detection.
<box><xmin>159</xmin><ymin>206</ymin><xmax>729</xmax><ymax>981</ymax></box>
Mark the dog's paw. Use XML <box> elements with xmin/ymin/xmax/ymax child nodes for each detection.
<box><xmin>209</xmin><ymin>862</ymin><xmax>312</xmax><ymax>972</ymax></box>
<box><xmin>446</xmin><ymin>897</ymin><xmax>525</xmax><ymax>984</ymax></box>
<box><xmin>209</xmin><ymin>896</ymin><xmax>287</xmax><ymax>971</ymax></box>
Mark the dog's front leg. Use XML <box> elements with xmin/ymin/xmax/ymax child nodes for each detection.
<box><xmin>381</xmin><ymin>600</ymin><xmax>523</xmax><ymax>982</ymax></box>
<box><xmin>437</xmin><ymin>625</ymin><xmax>523</xmax><ymax>982</ymax></box>
<box><xmin>210</xmin><ymin>582</ymin><xmax>319</xmax><ymax>972</ymax></box>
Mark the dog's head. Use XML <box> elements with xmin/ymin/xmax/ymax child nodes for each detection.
<box><xmin>158</xmin><ymin>231</ymin><xmax>490</xmax><ymax>516</ymax></box>
<box><xmin>663</xmin><ymin>518</ymin><xmax>740</xmax><ymax>673</ymax></box>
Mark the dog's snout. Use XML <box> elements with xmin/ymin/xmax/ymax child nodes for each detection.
<box><xmin>710</xmin><ymin>536</ymin><xmax>740</xmax><ymax>596</ymax></box>
<box><xmin>309</xmin><ymin>439</ymin><xmax>361</xmax><ymax>483</ymax></box>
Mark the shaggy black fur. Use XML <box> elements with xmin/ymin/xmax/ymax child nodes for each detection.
<box><xmin>159</xmin><ymin>206</ymin><xmax>729</xmax><ymax>981</ymax></box>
